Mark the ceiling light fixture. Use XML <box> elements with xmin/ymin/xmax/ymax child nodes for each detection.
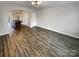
<box><xmin>32</xmin><ymin>1</ymin><xmax>42</xmax><ymax>7</ymax></box>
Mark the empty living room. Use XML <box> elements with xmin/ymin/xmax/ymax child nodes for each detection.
<box><xmin>0</xmin><ymin>0</ymin><xmax>79</xmax><ymax>58</ymax></box>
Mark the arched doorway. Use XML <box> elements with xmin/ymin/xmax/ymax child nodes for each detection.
<box><xmin>8</xmin><ymin>10</ymin><xmax>23</xmax><ymax>30</ymax></box>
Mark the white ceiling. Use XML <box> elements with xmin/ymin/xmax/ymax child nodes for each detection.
<box><xmin>0</xmin><ymin>1</ymin><xmax>78</xmax><ymax>8</ymax></box>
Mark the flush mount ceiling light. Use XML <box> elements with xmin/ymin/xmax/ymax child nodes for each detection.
<box><xmin>32</xmin><ymin>1</ymin><xmax>42</xmax><ymax>7</ymax></box>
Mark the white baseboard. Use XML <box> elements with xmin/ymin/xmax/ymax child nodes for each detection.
<box><xmin>0</xmin><ymin>32</ymin><xmax>9</xmax><ymax>36</ymax></box>
<box><xmin>34</xmin><ymin>26</ymin><xmax>79</xmax><ymax>39</ymax></box>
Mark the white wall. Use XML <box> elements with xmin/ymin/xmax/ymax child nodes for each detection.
<box><xmin>30</xmin><ymin>12</ymin><xmax>37</xmax><ymax>27</ymax></box>
<box><xmin>0</xmin><ymin>3</ymin><xmax>35</xmax><ymax>36</ymax></box>
<box><xmin>22</xmin><ymin>11</ymin><xmax>30</xmax><ymax>26</ymax></box>
<box><xmin>36</xmin><ymin>3</ymin><xmax>79</xmax><ymax>38</ymax></box>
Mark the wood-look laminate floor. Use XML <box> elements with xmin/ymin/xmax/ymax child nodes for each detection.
<box><xmin>0</xmin><ymin>25</ymin><xmax>79</xmax><ymax>57</ymax></box>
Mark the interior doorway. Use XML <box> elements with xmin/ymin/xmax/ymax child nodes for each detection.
<box><xmin>9</xmin><ymin>10</ymin><xmax>30</xmax><ymax>30</ymax></box>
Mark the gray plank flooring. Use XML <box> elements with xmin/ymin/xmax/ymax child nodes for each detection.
<box><xmin>0</xmin><ymin>25</ymin><xmax>79</xmax><ymax>57</ymax></box>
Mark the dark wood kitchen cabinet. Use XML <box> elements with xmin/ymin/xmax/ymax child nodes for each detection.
<box><xmin>11</xmin><ymin>20</ymin><xmax>22</xmax><ymax>30</ymax></box>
